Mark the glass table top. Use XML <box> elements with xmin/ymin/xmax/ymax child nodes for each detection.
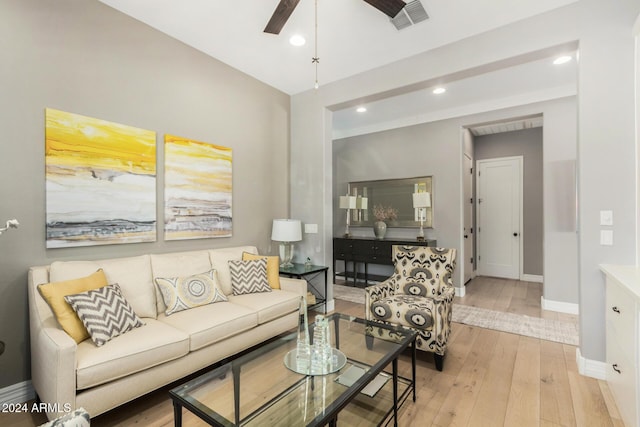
<box><xmin>170</xmin><ymin>313</ymin><xmax>416</xmax><ymax>427</ymax></box>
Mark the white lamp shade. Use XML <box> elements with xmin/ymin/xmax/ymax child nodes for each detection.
<box><xmin>339</xmin><ymin>195</ymin><xmax>357</xmax><ymax>209</ymax></box>
<box><xmin>271</xmin><ymin>219</ymin><xmax>302</xmax><ymax>242</ymax></box>
<box><xmin>356</xmin><ymin>196</ymin><xmax>368</xmax><ymax>209</ymax></box>
<box><xmin>413</xmin><ymin>192</ymin><xmax>431</xmax><ymax>208</ymax></box>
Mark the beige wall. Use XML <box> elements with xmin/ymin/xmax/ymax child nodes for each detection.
<box><xmin>0</xmin><ymin>0</ymin><xmax>290</xmax><ymax>388</ymax></box>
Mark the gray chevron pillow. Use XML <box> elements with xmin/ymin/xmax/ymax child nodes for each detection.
<box><xmin>64</xmin><ymin>283</ymin><xmax>144</xmax><ymax>346</ymax></box>
<box><xmin>228</xmin><ymin>258</ymin><xmax>271</xmax><ymax>295</ymax></box>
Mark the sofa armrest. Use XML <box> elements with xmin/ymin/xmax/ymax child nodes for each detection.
<box><xmin>28</xmin><ymin>268</ymin><xmax>78</xmax><ymax>419</ymax></box>
<box><xmin>279</xmin><ymin>277</ymin><xmax>307</xmax><ymax>298</ymax></box>
<box><xmin>32</xmin><ymin>327</ymin><xmax>77</xmax><ymax>416</ymax></box>
<box><xmin>365</xmin><ymin>277</ymin><xmax>397</xmax><ymax>321</ymax></box>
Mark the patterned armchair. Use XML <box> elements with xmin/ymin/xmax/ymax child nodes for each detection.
<box><xmin>365</xmin><ymin>245</ymin><xmax>456</xmax><ymax>371</ymax></box>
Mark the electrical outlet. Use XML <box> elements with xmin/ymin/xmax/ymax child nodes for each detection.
<box><xmin>600</xmin><ymin>230</ymin><xmax>613</xmax><ymax>246</ymax></box>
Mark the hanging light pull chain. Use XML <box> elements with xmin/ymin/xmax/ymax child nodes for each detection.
<box><xmin>312</xmin><ymin>0</ymin><xmax>319</xmax><ymax>89</ymax></box>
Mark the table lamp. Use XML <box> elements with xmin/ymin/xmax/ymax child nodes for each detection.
<box><xmin>339</xmin><ymin>195</ymin><xmax>356</xmax><ymax>238</ymax></box>
<box><xmin>412</xmin><ymin>192</ymin><xmax>431</xmax><ymax>241</ymax></box>
<box><xmin>272</xmin><ymin>219</ymin><xmax>302</xmax><ymax>268</ymax></box>
<box><xmin>356</xmin><ymin>196</ymin><xmax>368</xmax><ymax>222</ymax></box>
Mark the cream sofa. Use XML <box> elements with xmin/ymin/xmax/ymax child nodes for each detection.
<box><xmin>28</xmin><ymin>246</ymin><xmax>307</xmax><ymax>421</ymax></box>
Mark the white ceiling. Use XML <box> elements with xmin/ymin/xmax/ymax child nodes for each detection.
<box><xmin>98</xmin><ymin>0</ymin><xmax>577</xmax><ymax>95</ymax></box>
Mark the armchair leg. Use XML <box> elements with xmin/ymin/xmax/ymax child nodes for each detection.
<box><xmin>365</xmin><ymin>334</ymin><xmax>374</xmax><ymax>350</ymax></box>
<box><xmin>434</xmin><ymin>353</ymin><xmax>445</xmax><ymax>372</ymax></box>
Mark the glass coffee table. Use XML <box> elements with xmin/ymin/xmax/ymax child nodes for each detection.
<box><xmin>170</xmin><ymin>313</ymin><xmax>417</xmax><ymax>427</ymax></box>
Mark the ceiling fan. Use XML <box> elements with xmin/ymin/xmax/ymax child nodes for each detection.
<box><xmin>264</xmin><ymin>0</ymin><xmax>407</xmax><ymax>34</ymax></box>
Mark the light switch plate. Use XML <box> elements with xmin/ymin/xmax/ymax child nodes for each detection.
<box><xmin>304</xmin><ymin>224</ymin><xmax>318</xmax><ymax>234</ymax></box>
<box><xmin>600</xmin><ymin>210</ymin><xmax>613</xmax><ymax>226</ymax></box>
<box><xmin>600</xmin><ymin>229</ymin><xmax>613</xmax><ymax>246</ymax></box>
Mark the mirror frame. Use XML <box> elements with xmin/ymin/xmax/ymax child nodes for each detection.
<box><xmin>347</xmin><ymin>176</ymin><xmax>433</xmax><ymax>228</ymax></box>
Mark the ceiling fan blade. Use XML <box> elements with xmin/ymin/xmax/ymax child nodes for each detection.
<box><xmin>264</xmin><ymin>0</ymin><xmax>301</xmax><ymax>34</ymax></box>
<box><xmin>363</xmin><ymin>0</ymin><xmax>406</xmax><ymax>18</ymax></box>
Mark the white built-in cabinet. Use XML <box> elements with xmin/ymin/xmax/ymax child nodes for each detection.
<box><xmin>600</xmin><ymin>265</ymin><xmax>640</xmax><ymax>427</ymax></box>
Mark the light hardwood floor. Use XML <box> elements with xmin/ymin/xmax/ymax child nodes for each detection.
<box><xmin>2</xmin><ymin>277</ymin><xmax>621</xmax><ymax>426</ymax></box>
<box><xmin>455</xmin><ymin>276</ymin><xmax>578</xmax><ymax>323</ymax></box>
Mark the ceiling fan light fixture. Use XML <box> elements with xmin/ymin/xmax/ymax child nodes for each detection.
<box><xmin>289</xmin><ymin>34</ymin><xmax>306</xmax><ymax>46</ymax></box>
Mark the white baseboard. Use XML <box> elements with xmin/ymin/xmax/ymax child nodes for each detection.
<box><xmin>0</xmin><ymin>380</ymin><xmax>34</xmax><ymax>405</ymax></box>
<box><xmin>455</xmin><ymin>286</ymin><xmax>466</xmax><ymax>297</ymax></box>
<box><xmin>522</xmin><ymin>274</ymin><xmax>543</xmax><ymax>283</ymax></box>
<box><xmin>576</xmin><ymin>348</ymin><xmax>607</xmax><ymax>380</ymax></box>
<box><xmin>541</xmin><ymin>296</ymin><xmax>579</xmax><ymax>315</ymax></box>
<box><xmin>325</xmin><ymin>299</ymin><xmax>335</xmax><ymax>313</ymax></box>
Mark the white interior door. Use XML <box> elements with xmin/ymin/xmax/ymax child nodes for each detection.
<box><xmin>463</xmin><ymin>154</ymin><xmax>474</xmax><ymax>283</ymax></box>
<box><xmin>477</xmin><ymin>157</ymin><xmax>522</xmax><ymax>279</ymax></box>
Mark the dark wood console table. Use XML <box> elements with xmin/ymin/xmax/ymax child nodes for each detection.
<box><xmin>333</xmin><ymin>237</ymin><xmax>437</xmax><ymax>286</ymax></box>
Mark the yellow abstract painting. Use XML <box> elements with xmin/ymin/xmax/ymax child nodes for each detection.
<box><xmin>45</xmin><ymin>108</ymin><xmax>156</xmax><ymax>248</ymax></box>
<box><xmin>164</xmin><ymin>134</ymin><xmax>232</xmax><ymax>240</ymax></box>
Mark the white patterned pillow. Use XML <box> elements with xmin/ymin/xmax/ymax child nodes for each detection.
<box><xmin>64</xmin><ymin>283</ymin><xmax>144</xmax><ymax>347</ymax></box>
<box><xmin>154</xmin><ymin>269</ymin><xmax>228</xmax><ymax>316</ymax></box>
<box><xmin>228</xmin><ymin>258</ymin><xmax>272</xmax><ymax>295</ymax></box>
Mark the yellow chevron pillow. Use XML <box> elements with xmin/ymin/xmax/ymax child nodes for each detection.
<box><xmin>38</xmin><ymin>269</ymin><xmax>108</xmax><ymax>343</ymax></box>
<box><xmin>242</xmin><ymin>252</ymin><xmax>281</xmax><ymax>289</ymax></box>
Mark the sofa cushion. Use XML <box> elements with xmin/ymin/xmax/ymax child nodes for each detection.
<box><xmin>49</xmin><ymin>255</ymin><xmax>157</xmax><ymax>319</ymax></box>
<box><xmin>229</xmin><ymin>258</ymin><xmax>271</xmax><ymax>295</ymax></box>
<box><xmin>242</xmin><ymin>252</ymin><xmax>281</xmax><ymax>289</ymax></box>
<box><xmin>229</xmin><ymin>289</ymin><xmax>301</xmax><ymax>324</ymax></box>
<box><xmin>150</xmin><ymin>250</ymin><xmax>213</xmax><ymax>313</ymax></box>
<box><xmin>76</xmin><ymin>318</ymin><xmax>189</xmax><ymax>390</ymax></box>
<box><xmin>38</xmin><ymin>269</ymin><xmax>108</xmax><ymax>343</ymax></box>
<box><xmin>209</xmin><ymin>246</ymin><xmax>258</xmax><ymax>295</ymax></box>
<box><xmin>65</xmin><ymin>284</ymin><xmax>145</xmax><ymax>347</ymax></box>
<box><xmin>155</xmin><ymin>269</ymin><xmax>228</xmax><ymax>316</ymax></box>
<box><xmin>158</xmin><ymin>302</ymin><xmax>257</xmax><ymax>351</ymax></box>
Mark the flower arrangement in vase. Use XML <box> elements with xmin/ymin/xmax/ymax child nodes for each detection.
<box><xmin>371</xmin><ymin>204</ymin><xmax>398</xmax><ymax>240</ymax></box>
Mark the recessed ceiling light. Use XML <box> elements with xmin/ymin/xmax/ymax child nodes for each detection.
<box><xmin>553</xmin><ymin>55</ymin><xmax>572</xmax><ymax>65</ymax></box>
<box><xmin>356</xmin><ymin>106</ymin><xmax>367</xmax><ymax>113</ymax></box>
<box><xmin>432</xmin><ymin>87</ymin><xmax>446</xmax><ymax>95</ymax></box>
<box><xmin>289</xmin><ymin>35</ymin><xmax>306</xmax><ymax>46</ymax></box>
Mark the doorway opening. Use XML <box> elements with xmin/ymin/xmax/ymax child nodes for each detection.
<box><xmin>463</xmin><ymin>116</ymin><xmax>544</xmax><ymax>285</ymax></box>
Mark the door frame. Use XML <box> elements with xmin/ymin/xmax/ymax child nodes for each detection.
<box><xmin>476</xmin><ymin>155</ymin><xmax>524</xmax><ymax>280</ymax></box>
<box><xmin>463</xmin><ymin>153</ymin><xmax>474</xmax><ymax>284</ymax></box>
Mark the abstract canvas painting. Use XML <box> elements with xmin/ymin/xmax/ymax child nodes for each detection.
<box><xmin>164</xmin><ymin>134</ymin><xmax>232</xmax><ymax>240</ymax></box>
<box><xmin>45</xmin><ymin>108</ymin><xmax>157</xmax><ymax>248</ymax></box>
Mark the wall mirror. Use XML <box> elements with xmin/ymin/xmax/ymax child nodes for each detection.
<box><xmin>347</xmin><ymin>176</ymin><xmax>433</xmax><ymax>228</ymax></box>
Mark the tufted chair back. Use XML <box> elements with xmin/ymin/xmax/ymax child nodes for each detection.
<box><xmin>391</xmin><ymin>245</ymin><xmax>456</xmax><ymax>297</ymax></box>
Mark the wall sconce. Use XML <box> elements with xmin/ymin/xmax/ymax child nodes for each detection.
<box><xmin>271</xmin><ymin>219</ymin><xmax>302</xmax><ymax>268</ymax></box>
<box><xmin>339</xmin><ymin>195</ymin><xmax>356</xmax><ymax>238</ymax></box>
<box><xmin>0</xmin><ymin>219</ymin><xmax>19</xmax><ymax>236</ymax></box>
<box><xmin>412</xmin><ymin>192</ymin><xmax>431</xmax><ymax>241</ymax></box>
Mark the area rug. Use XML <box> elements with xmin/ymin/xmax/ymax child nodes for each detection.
<box><xmin>333</xmin><ymin>284</ymin><xmax>579</xmax><ymax>346</ymax></box>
